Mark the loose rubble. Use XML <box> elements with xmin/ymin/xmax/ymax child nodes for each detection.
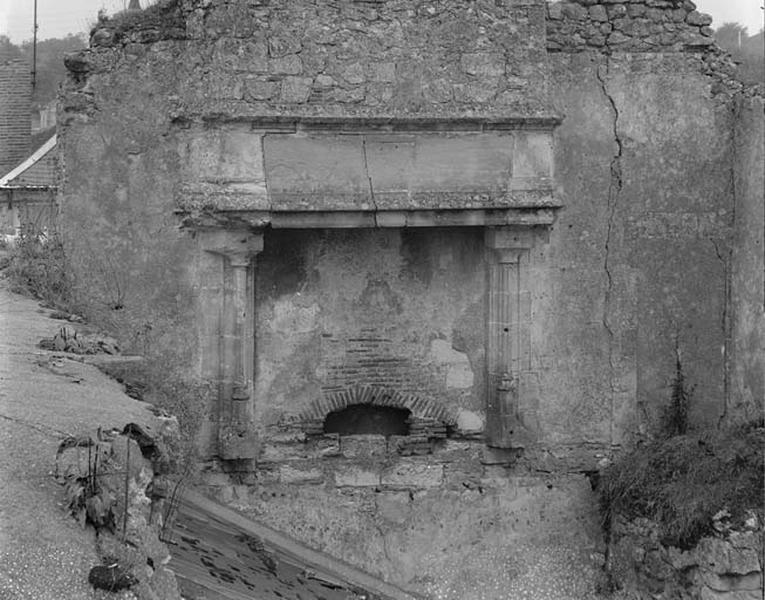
<box><xmin>39</xmin><ymin>325</ymin><xmax>120</xmax><ymax>355</ymax></box>
<box><xmin>608</xmin><ymin>514</ymin><xmax>764</xmax><ymax>599</ymax></box>
<box><xmin>55</xmin><ymin>415</ymin><xmax>183</xmax><ymax>600</ymax></box>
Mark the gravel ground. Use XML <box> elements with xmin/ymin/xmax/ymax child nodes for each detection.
<box><xmin>0</xmin><ymin>274</ymin><xmax>155</xmax><ymax>600</ymax></box>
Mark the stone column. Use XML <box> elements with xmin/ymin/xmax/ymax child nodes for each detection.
<box><xmin>485</xmin><ymin>227</ymin><xmax>538</xmax><ymax>448</ymax></box>
<box><xmin>200</xmin><ymin>229</ymin><xmax>263</xmax><ymax>460</ymax></box>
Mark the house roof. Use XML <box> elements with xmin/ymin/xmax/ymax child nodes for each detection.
<box><xmin>0</xmin><ymin>134</ymin><xmax>57</xmax><ymax>190</ymax></box>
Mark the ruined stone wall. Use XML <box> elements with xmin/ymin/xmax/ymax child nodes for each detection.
<box><xmin>57</xmin><ymin>0</ymin><xmax>764</xmax><ymax>596</ymax></box>
<box><xmin>81</xmin><ymin>0</ymin><xmax>550</xmax><ymax>120</ymax></box>
<box><xmin>546</xmin><ymin>0</ymin><xmax>714</xmax><ymax>53</ymax></box>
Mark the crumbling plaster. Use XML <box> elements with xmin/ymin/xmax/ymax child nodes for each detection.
<box><xmin>547</xmin><ymin>50</ymin><xmax>734</xmax><ymax>444</ymax></box>
<box><xmin>253</xmin><ymin>228</ymin><xmax>487</xmax><ymax>430</ymax></box>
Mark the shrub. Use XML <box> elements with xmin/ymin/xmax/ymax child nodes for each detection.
<box><xmin>3</xmin><ymin>227</ymin><xmax>76</xmax><ymax>311</ymax></box>
<box><xmin>599</xmin><ymin>422</ymin><xmax>764</xmax><ymax>549</ymax></box>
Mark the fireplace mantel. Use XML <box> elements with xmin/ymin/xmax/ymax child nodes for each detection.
<box><xmin>175</xmin><ymin>118</ymin><xmax>560</xmax><ymax>228</ymax></box>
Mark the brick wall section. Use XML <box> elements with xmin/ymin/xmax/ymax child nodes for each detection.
<box><xmin>319</xmin><ymin>330</ymin><xmax>439</xmax><ymax>396</ymax></box>
<box><xmin>0</xmin><ymin>59</ymin><xmax>31</xmax><ymax>176</ymax></box>
<box><xmin>546</xmin><ymin>0</ymin><xmax>715</xmax><ymax>53</ymax></box>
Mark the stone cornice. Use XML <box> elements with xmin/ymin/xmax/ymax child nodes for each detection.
<box><xmin>171</xmin><ymin>114</ymin><xmax>563</xmax><ymax>133</ymax></box>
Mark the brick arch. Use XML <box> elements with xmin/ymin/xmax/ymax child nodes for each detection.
<box><xmin>298</xmin><ymin>385</ymin><xmax>458</xmax><ymax>427</ymax></box>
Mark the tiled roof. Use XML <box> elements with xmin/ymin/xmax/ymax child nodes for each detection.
<box><xmin>0</xmin><ymin>134</ymin><xmax>57</xmax><ymax>189</ymax></box>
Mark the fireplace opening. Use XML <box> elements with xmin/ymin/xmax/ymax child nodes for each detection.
<box><xmin>323</xmin><ymin>404</ymin><xmax>411</xmax><ymax>437</ymax></box>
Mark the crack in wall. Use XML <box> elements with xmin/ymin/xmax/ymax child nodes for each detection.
<box><xmin>710</xmin><ymin>236</ymin><xmax>730</xmax><ymax>428</ymax></box>
<box><xmin>361</xmin><ymin>137</ymin><xmax>380</xmax><ymax>228</ymax></box>
<box><xmin>596</xmin><ymin>58</ymin><xmax>623</xmax><ymax>446</ymax></box>
<box><xmin>717</xmin><ymin>100</ymin><xmax>740</xmax><ymax>428</ymax></box>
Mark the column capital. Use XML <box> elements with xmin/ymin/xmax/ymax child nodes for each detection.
<box><xmin>484</xmin><ymin>225</ymin><xmax>548</xmax><ymax>251</ymax></box>
<box><xmin>198</xmin><ymin>228</ymin><xmax>264</xmax><ymax>265</ymax></box>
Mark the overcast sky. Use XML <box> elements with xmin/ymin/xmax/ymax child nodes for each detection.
<box><xmin>1</xmin><ymin>0</ymin><xmax>763</xmax><ymax>43</ymax></box>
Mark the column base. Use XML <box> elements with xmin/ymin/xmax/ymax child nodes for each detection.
<box><xmin>219</xmin><ymin>421</ymin><xmax>260</xmax><ymax>460</ymax></box>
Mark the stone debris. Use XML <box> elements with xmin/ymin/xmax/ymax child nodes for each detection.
<box><xmin>608</xmin><ymin>516</ymin><xmax>765</xmax><ymax>599</ymax></box>
<box><xmin>56</xmin><ymin>417</ymin><xmax>182</xmax><ymax>600</ymax></box>
<box><xmin>49</xmin><ymin>309</ymin><xmax>85</xmax><ymax>323</ymax></box>
<box><xmin>38</xmin><ymin>325</ymin><xmax>120</xmax><ymax>355</ymax></box>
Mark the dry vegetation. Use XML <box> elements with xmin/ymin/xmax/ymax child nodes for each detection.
<box><xmin>599</xmin><ymin>422</ymin><xmax>764</xmax><ymax>549</ymax></box>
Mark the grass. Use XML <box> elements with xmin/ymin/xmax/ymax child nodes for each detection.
<box><xmin>599</xmin><ymin>421</ymin><xmax>764</xmax><ymax>549</ymax></box>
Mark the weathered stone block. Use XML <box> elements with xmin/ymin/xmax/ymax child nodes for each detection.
<box><xmin>480</xmin><ymin>447</ymin><xmax>522</xmax><ymax>466</ymax></box>
<box><xmin>589</xmin><ymin>5</ymin><xmax>608</xmax><ymax>22</ymax></box>
<box><xmin>561</xmin><ymin>3</ymin><xmax>588</xmax><ymax>21</ymax></box>
<box><xmin>267</xmin><ymin>429</ymin><xmax>307</xmax><ymax>444</ymax></box>
<box><xmin>307</xmin><ymin>434</ymin><xmax>341</xmax><ymax>457</ymax></box>
<box><xmin>279</xmin><ymin>464</ymin><xmax>324</xmax><ymax>484</ymax></box>
<box><xmin>340</xmin><ymin>434</ymin><xmax>387</xmax><ymax>459</ymax></box>
<box><xmin>334</xmin><ymin>465</ymin><xmax>380</xmax><ymax>487</ymax></box>
<box><xmin>270</xmin><ymin>55</ymin><xmax>302</xmax><ymax>75</ymax></box>
<box><xmin>460</xmin><ymin>53</ymin><xmax>505</xmax><ymax>78</ymax></box>
<box><xmin>686</xmin><ymin>11</ymin><xmax>713</xmax><ymax>26</ymax></box>
<box><xmin>279</xmin><ymin>76</ymin><xmax>313</xmax><ymax>103</ymax></box>
<box><xmin>260</xmin><ymin>442</ymin><xmax>308</xmax><ymax>461</ymax></box>
<box><xmin>381</xmin><ymin>461</ymin><xmax>443</xmax><ymax>488</ymax></box>
<box><xmin>219</xmin><ymin>425</ymin><xmax>260</xmax><ymax>460</ymax></box>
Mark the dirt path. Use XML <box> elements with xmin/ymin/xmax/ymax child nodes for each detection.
<box><xmin>0</xmin><ymin>275</ymin><xmax>155</xmax><ymax>600</ymax></box>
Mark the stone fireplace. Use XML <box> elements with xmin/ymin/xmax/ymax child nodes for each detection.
<box><xmin>176</xmin><ymin>118</ymin><xmax>560</xmax><ymax>460</ymax></box>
